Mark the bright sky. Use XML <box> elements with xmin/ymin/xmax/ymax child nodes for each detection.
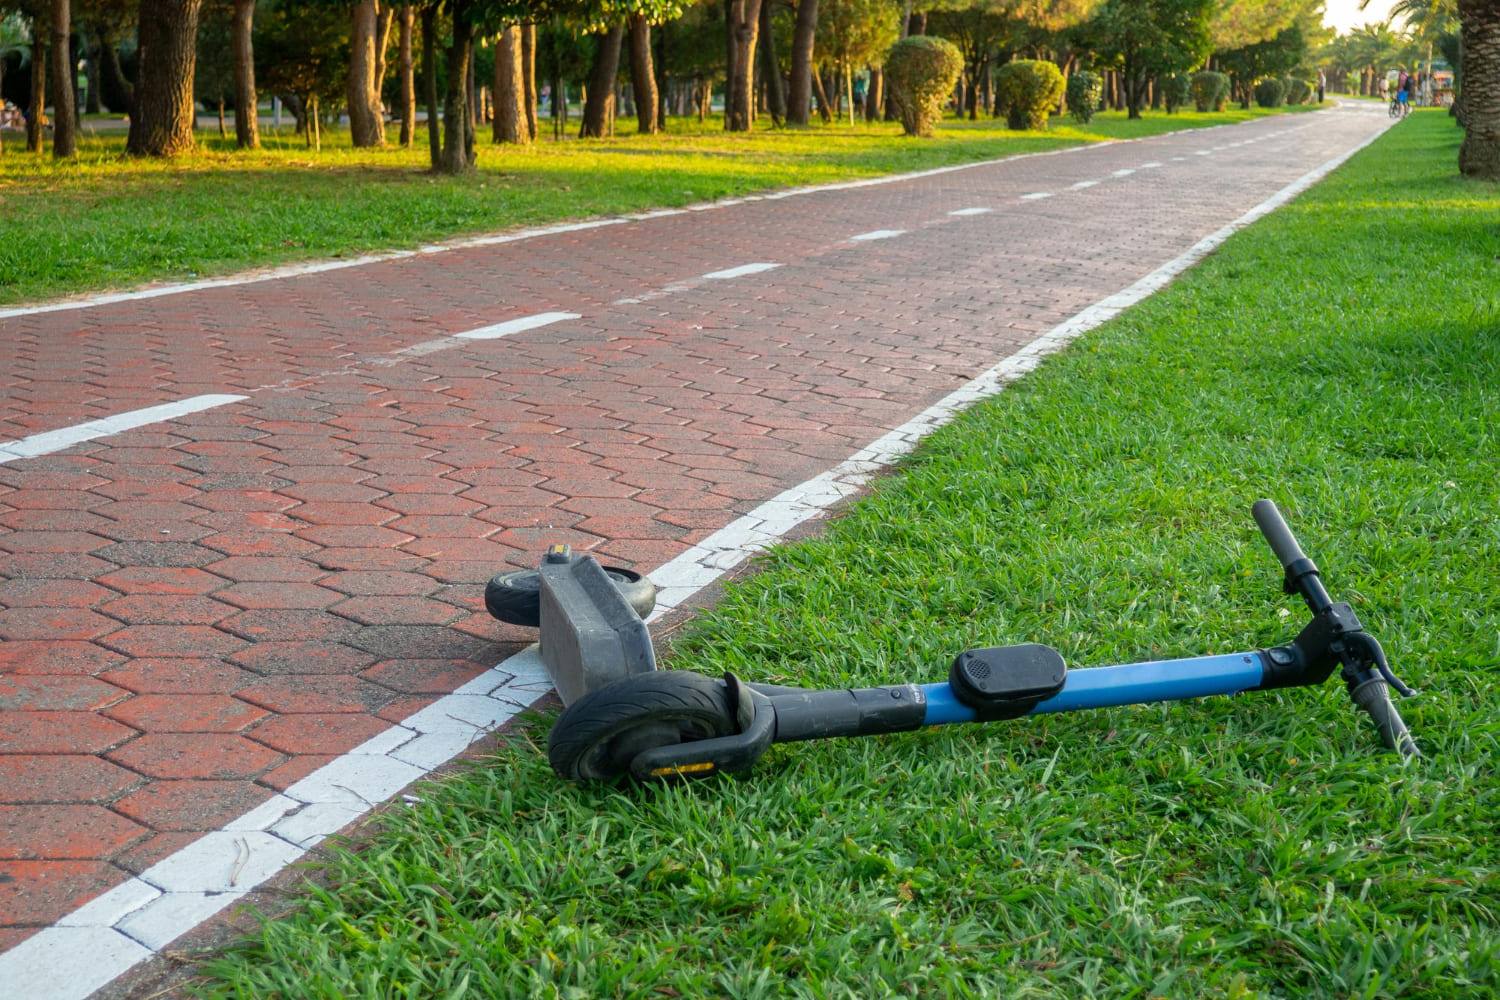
<box><xmin>1323</xmin><ymin>0</ymin><xmax>1398</xmax><ymax>34</ymax></box>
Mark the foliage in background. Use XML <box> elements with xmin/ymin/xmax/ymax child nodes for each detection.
<box><xmin>995</xmin><ymin>57</ymin><xmax>1065</xmax><ymax>130</ymax></box>
<box><xmin>1191</xmin><ymin>67</ymin><xmax>1231</xmax><ymax>109</ymax></box>
<box><xmin>1163</xmin><ymin>69</ymin><xmax>1191</xmax><ymax>111</ymax></box>
<box><xmin>1254</xmin><ymin>74</ymin><xmax>1286</xmax><ymax>106</ymax></box>
<box><xmin>1067</xmin><ymin>67</ymin><xmax>1104</xmax><ymax>122</ymax></box>
<box><xmin>885</xmin><ymin>34</ymin><xmax>965</xmax><ymax>136</ymax></box>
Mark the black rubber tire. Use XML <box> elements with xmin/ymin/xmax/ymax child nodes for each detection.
<box><xmin>548</xmin><ymin>670</ymin><xmax>736</xmax><ymax>782</ymax></box>
<box><xmin>484</xmin><ymin>567</ymin><xmax>657</xmax><ymax>627</ymax></box>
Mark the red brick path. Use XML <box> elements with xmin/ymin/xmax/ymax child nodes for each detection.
<box><xmin>0</xmin><ymin>106</ymin><xmax>1386</xmax><ymax>947</ymax></box>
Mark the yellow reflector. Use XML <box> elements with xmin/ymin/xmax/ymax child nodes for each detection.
<box><xmin>649</xmin><ymin>761</ymin><xmax>716</xmax><ymax>777</ymax></box>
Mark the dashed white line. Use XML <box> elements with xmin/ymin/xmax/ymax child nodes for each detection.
<box><xmin>1171</xmin><ymin>156</ymin><xmax>1188</xmax><ymax>161</ymax></box>
<box><xmin>1020</xmin><ymin>192</ymin><xmax>1054</xmax><ymax>201</ymax></box>
<box><xmin>1195</xmin><ymin>149</ymin><xmax>1213</xmax><ymax>155</ymax></box>
<box><xmin>849</xmin><ymin>229</ymin><xmax>906</xmax><ymax>241</ymax></box>
<box><xmin>1110</xmin><ymin>168</ymin><xmax>1136</xmax><ymax>178</ymax></box>
<box><xmin>452</xmin><ymin>311</ymin><xmax>581</xmax><ymax>340</ymax></box>
<box><xmin>701</xmin><ymin>262</ymin><xmax>783</xmax><ymax>280</ymax></box>
<box><xmin>948</xmin><ymin>207</ymin><xmax>993</xmax><ymax>216</ymax></box>
<box><xmin>1070</xmin><ymin>180</ymin><xmax>1100</xmax><ymax>190</ymax></box>
<box><xmin>1139</xmin><ymin>162</ymin><xmax>1163</xmax><ymax>169</ymax></box>
<box><xmin>0</xmin><ymin>395</ymin><xmax>247</xmax><ymax>465</ymax></box>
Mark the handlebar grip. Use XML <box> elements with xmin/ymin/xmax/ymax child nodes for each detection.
<box><xmin>1349</xmin><ymin>678</ymin><xmax>1420</xmax><ymax>758</ymax></box>
<box><xmin>1252</xmin><ymin>499</ymin><xmax>1307</xmax><ymax>570</ymax></box>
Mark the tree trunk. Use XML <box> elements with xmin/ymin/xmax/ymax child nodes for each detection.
<box><xmin>811</xmin><ymin>63</ymin><xmax>832</xmax><ymax>122</ymax></box>
<box><xmin>628</xmin><ymin>15</ymin><xmax>658</xmax><ymax>134</ymax></box>
<box><xmin>494</xmin><ymin>24</ymin><xmax>527</xmax><ymax>143</ymax></box>
<box><xmin>216</xmin><ymin>95</ymin><xmax>226</xmax><ymax>136</ymax></box>
<box><xmin>348</xmin><ymin>1</ymin><xmax>385</xmax><ymax>147</ymax></box>
<box><xmin>725</xmin><ymin>0</ymin><xmax>762</xmax><ymax>131</ymax></box>
<box><xmin>906</xmin><ymin>11</ymin><xmax>925</xmax><ymax>35</ymax></box>
<box><xmin>1459</xmin><ymin>0</ymin><xmax>1500</xmax><ymax>178</ymax></box>
<box><xmin>230</xmin><ymin>0</ymin><xmax>258</xmax><ymax>148</ymax></box>
<box><xmin>127</xmin><ymin>0</ymin><xmax>202</xmax><ymax>156</ymax></box>
<box><xmin>51</xmin><ymin>0</ymin><xmax>77</xmax><ymax>157</ymax></box>
<box><xmin>757</xmin><ymin>0</ymin><xmax>784</xmax><ymax>126</ymax></box>
<box><xmin>787</xmin><ymin>0</ymin><xmax>817</xmax><ymax>126</ymax></box>
<box><xmin>26</xmin><ymin>22</ymin><xmax>45</xmax><ymax>152</ymax></box>
<box><xmin>422</xmin><ymin>3</ymin><xmax>440</xmax><ymax>163</ymax></box>
<box><xmin>84</xmin><ymin>37</ymin><xmax>101</xmax><ymax>114</ymax></box>
<box><xmin>864</xmin><ymin>66</ymin><xmax>881</xmax><ymax>121</ymax></box>
<box><xmin>437</xmin><ymin>5</ymin><xmax>474</xmax><ymax>172</ymax></box>
<box><xmin>580</xmin><ymin>23</ymin><xmax>623</xmax><ymax>138</ymax></box>
<box><xmin>522</xmin><ymin>21</ymin><xmax>537</xmax><ymax>139</ymax></box>
<box><xmin>397</xmin><ymin>5</ymin><xmax>414</xmax><ymax>146</ymax></box>
<box><xmin>99</xmin><ymin>32</ymin><xmax>134</xmax><ymax>115</ymax></box>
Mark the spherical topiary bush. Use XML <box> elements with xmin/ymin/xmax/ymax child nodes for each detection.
<box><xmin>1067</xmin><ymin>70</ymin><xmax>1102</xmax><ymax>124</ymax></box>
<box><xmin>995</xmin><ymin>59</ymin><xmax>1065</xmax><ymax>131</ymax></box>
<box><xmin>1191</xmin><ymin>70</ymin><xmax>1230</xmax><ymax>112</ymax></box>
<box><xmin>1163</xmin><ymin>73</ymin><xmax>1191</xmax><ymax>114</ymax></box>
<box><xmin>1285</xmin><ymin>78</ymin><xmax>1312</xmax><ymax>105</ymax></box>
<box><xmin>885</xmin><ymin>36</ymin><xmax>964</xmax><ymax>137</ymax></box>
<box><xmin>1255</xmin><ymin>77</ymin><xmax>1286</xmax><ymax>108</ymax></box>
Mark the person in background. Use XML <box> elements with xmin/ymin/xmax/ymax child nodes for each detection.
<box><xmin>1379</xmin><ymin>74</ymin><xmax>1390</xmax><ymax>102</ymax></box>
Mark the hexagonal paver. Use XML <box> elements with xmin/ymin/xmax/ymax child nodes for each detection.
<box><xmin>99</xmin><ymin>657</ymin><xmax>255</xmax><ymax>694</ymax></box>
<box><xmin>95</xmin><ymin>566</ymin><xmax>226</xmax><ymax>595</ymax></box>
<box><xmin>0</xmin><ymin>640</ymin><xmax>124</xmax><ymax>676</ymax></box>
<box><xmin>0</xmin><ymin>755</ymin><xmax>140</xmax><ymax>804</ymax></box>
<box><xmin>0</xmin><ymin>805</ymin><xmax>147</xmax><ymax>860</ymax></box>
<box><xmin>112</xmin><ymin>780</ymin><xmax>275</xmax><ymax>832</ymax></box>
<box><xmin>228</xmin><ymin>641</ymin><xmax>377</xmax><ymax>675</ymax></box>
<box><xmin>104</xmin><ymin>695</ymin><xmax>268</xmax><ymax>733</ymax></box>
<box><xmin>100</xmin><ymin>625</ymin><xmax>247</xmax><ymax>659</ymax></box>
<box><xmin>360</xmin><ymin>658</ymin><xmax>491</xmax><ymax>694</ymax></box>
<box><xmin>98</xmin><ymin>595</ymin><xmax>237</xmax><ymax>625</ymax></box>
<box><xmin>0</xmin><ymin>607</ymin><xmax>121</xmax><ymax>641</ymax></box>
<box><xmin>331</xmin><ymin>597</ymin><xmax>461</xmax><ymax>627</ymax></box>
<box><xmin>0</xmin><ymin>860</ymin><xmax>122</xmax><ymax>924</ymax></box>
<box><xmin>0</xmin><ymin>711</ymin><xmax>137</xmax><ymax>754</ymax></box>
<box><xmin>0</xmin><ymin>676</ymin><xmax>130</xmax><ymax>712</ymax></box>
<box><xmin>234</xmin><ymin>675</ymin><xmax>398</xmax><ymax>714</ymax></box>
<box><xmin>246</xmin><ymin>713</ymin><xmax>393</xmax><ymax>755</ymax></box>
<box><xmin>106</xmin><ymin>733</ymin><xmax>282</xmax><ymax>779</ymax></box>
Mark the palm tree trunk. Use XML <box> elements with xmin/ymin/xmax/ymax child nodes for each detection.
<box><xmin>724</xmin><ymin>0</ymin><xmax>762</xmax><ymax>131</ymax></box>
<box><xmin>438</xmin><ymin>3</ymin><xmax>474</xmax><ymax>172</ymax></box>
<box><xmin>422</xmin><ymin>3</ymin><xmax>440</xmax><ymax>163</ymax></box>
<box><xmin>1459</xmin><ymin>0</ymin><xmax>1499</xmax><ymax>178</ymax></box>
<box><xmin>757</xmin><ymin>0</ymin><xmax>784</xmax><ymax>126</ymax></box>
<box><xmin>522</xmin><ymin>21</ymin><xmax>537</xmax><ymax>140</ymax></box>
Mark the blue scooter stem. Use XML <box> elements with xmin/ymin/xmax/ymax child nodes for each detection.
<box><xmin>920</xmin><ymin>651</ymin><xmax>1267</xmax><ymax>726</ymax></box>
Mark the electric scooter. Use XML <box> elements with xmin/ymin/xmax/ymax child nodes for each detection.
<box><xmin>486</xmin><ymin>501</ymin><xmax>1418</xmax><ymax>782</ymax></box>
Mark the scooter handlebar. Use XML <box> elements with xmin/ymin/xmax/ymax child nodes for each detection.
<box><xmin>1252</xmin><ymin>499</ymin><xmax>1306</xmax><ymax>571</ymax></box>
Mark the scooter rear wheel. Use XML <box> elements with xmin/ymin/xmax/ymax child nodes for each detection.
<box><xmin>484</xmin><ymin>567</ymin><xmax>657</xmax><ymax>627</ymax></box>
<box><xmin>548</xmin><ymin>670</ymin><xmax>735</xmax><ymax>782</ymax></box>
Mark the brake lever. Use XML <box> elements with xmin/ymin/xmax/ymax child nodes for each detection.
<box><xmin>1343</xmin><ymin>632</ymin><xmax>1416</xmax><ymax>698</ymax></box>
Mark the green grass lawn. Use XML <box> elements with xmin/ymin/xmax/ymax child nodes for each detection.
<box><xmin>0</xmin><ymin>105</ymin><xmax>1317</xmax><ymax>306</ymax></box>
<box><xmin>197</xmin><ymin>109</ymin><xmax>1499</xmax><ymax>997</ymax></box>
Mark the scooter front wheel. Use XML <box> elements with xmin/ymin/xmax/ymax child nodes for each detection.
<box><xmin>484</xmin><ymin>566</ymin><xmax>657</xmax><ymax>627</ymax></box>
<box><xmin>548</xmin><ymin>670</ymin><xmax>736</xmax><ymax>782</ymax></box>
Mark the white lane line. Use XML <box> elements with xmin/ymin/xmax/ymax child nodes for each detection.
<box><xmin>1139</xmin><ymin>161</ymin><xmax>1164</xmax><ymax>169</ymax></box>
<box><xmin>701</xmin><ymin>262</ymin><xmax>782</xmax><ymax>280</ymax></box>
<box><xmin>0</xmin><ymin>395</ymin><xmax>247</xmax><ymax>465</ymax></box>
<box><xmin>948</xmin><ymin>207</ymin><xmax>993</xmax><ymax>216</ymax></box>
<box><xmin>0</xmin><ymin>115</ymin><xmax>1393</xmax><ymax>1000</ymax></box>
<box><xmin>1</xmin><ymin>107</ymin><xmax>1343</xmax><ymax>321</ymax></box>
<box><xmin>1020</xmin><ymin>192</ymin><xmax>1054</xmax><ymax>201</ymax></box>
<box><xmin>1070</xmin><ymin>180</ymin><xmax>1100</xmax><ymax>190</ymax></box>
<box><xmin>1195</xmin><ymin>149</ymin><xmax>1213</xmax><ymax>155</ymax></box>
<box><xmin>1171</xmin><ymin>156</ymin><xmax>1188</xmax><ymax>161</ymax></box>
<box><xmin>849</xmin><ymin>229</ymin><xmax>906</xmax><ymax>241</ymax></box>
<box><xmin>452</xmin><ymin>311</ymin><xmax>580</xmax><ymax>340</ymax></box>
<box><xmin>1110</xmin><ymin>168</ymin><xmax>1136</xmax><ymax>178</ymax></box>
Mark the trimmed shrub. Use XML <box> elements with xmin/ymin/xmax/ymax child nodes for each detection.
<box><xmin>885</xmin><ymin>36</ymin><xmax>964</xmax><ymax>137</ymax></box>
<box><xmin>995</xmin><ymin>59</ymin><xmax>1065</xmax><ymax>131</ymax></box>
<box><xmin>1191</xmin><ymin>70</ymin><xmax>1230</xmax><ymax>112</ymax></box>
<box><xmin>1285</xmin><ymin>77</ymin><xmax>1312</xmax><ymax>105</ymax></box>
<box><xmin>1255</xmin><ymin>77</ymin><xmax>1286</xmax><ymax>108</ymax></box>
<box><xmin>1163</xmin><ymin>73</ymin><xmax>1191</xmax><ymax>114</ymax></box>
<box><xmin>1067</xmin><ymin>70</ymin><xmax>1103</xmax><ymax>124</ymax></box>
